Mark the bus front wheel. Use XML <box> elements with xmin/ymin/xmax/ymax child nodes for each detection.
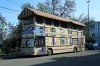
<box><xmin>73</xmin><ymin>47</ymin><xmax>77</xmax><ymax>53</ymax></box>
<box><xmin>47</xmin><ymin>49</ymin><xmax>53</xmax><ymax>56</ymax></box>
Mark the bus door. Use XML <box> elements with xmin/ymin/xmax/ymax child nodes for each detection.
<box><xmin>78</xmin><ymin>38</ymin><xmax>82</xmax><ymax>51</ymax></box>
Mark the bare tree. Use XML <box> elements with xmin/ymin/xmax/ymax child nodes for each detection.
<box><xmin>70</xmin><ymin>13</ymin><xmax>94</xmax><ymax>23</ymax></box>
<box><xmin>37</xmin><ymin>2</ymin><xmax>50</xmax><ymax>13</ymax></box>
<box><xmin>44</xmin><ymin>0</ymin><xmax>76</xmax><ymax>17</ymax></box>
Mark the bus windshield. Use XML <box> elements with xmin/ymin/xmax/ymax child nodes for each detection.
<box><xmin>21</xmin><ymin>38</ymin><xmax>34</xmax><ymax>48</ymax></box>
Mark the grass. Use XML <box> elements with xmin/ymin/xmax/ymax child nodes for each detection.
<box><xmin>0</xmin><ymin>52</ymin><xmax>6</xmax><ymax>55</ymax></box>
<box><xmin>0</xmin><ymin>51</ymin><xmax>20</xmax><ymax>56</ymax></box>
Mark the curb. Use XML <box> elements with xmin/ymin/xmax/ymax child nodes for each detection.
<box><xmin>0</xmin><ymin>54</ymin><xmax>24</xmax><ymax>60</ymax></box>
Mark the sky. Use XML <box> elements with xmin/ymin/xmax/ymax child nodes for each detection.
<box><xmin>0</xmin><ymin>0</ymin><xmax>100</xmax><ymax>25</ymax></box>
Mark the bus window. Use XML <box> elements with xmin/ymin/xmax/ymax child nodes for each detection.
<box><xmin>69</xmin><ymin>38</ymin><xmax>72</xmax><ymax>45</ymax></box>
<box><xmin>72</xmin><ymin>38</ymin><xmax>78</xmax><ymax>44</ymax></box>
<box><xmin>21</xmin><ymin>39</ymin><xmax>34</xmax><ymax>48</ymax></box>
<box><xmin>23</xmin><ymin>18</ymin><xmax>33</xmax><ymax>25</ymax></box>
<box><xmin>61</xmin><ymin>38</ymin><xmax>65</xmax><ymax>44</ymax></box>
<box><xmin>35</xmin><ymin>37</ymin><xmax>45</xmax><ymax>47</ymax></box>
<box><xmin>21</xmin><ymin>39</ymin><xmax>26</xmax><ymax>48</ymax></box>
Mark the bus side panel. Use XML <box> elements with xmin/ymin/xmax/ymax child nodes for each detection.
<box><xmin>34</xmin><ymin>47</ymin><xmax>47</xmax><ymax>55</ymax></box>
<box><xmin>46</xmin><ymin>37</ymin><xmax>61</xmax><ymax>53</ymax></box>
<box><xmin>46</xmin><ymin>37</ymin><xmax>74</xmax><ymax>53</ymax></box>
<box><xmin>21</xmin><ymin>48</ymin><xmax>34</xmax><ymax>55</ymax></box>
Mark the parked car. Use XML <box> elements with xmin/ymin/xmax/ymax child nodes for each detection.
<box><xmin>87</xmin><ymin>43</ymin><xmax>93</xmax><ymax>50</ymax></box>
<box><xmin>87</xmin><ymin>42</ymin><xmax>100</xmax><ymax>50</ymax></box>
<box><xmin>92</xmin><ymin>43</ymin><xmax>100</xmax><ymax>50</ymax></box>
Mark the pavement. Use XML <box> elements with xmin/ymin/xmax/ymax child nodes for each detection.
<box><xmin>0</xmin><ymin>54</ymin><xmax>24</xmax><ymax>60</ymax></box>
<box><xmin>0</xmin><ymin>50</ymin><xmax>100</xmax><ymax>66</ymax></box>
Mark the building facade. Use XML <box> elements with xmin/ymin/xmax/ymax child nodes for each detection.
<box><xmin>89</xmin><ymin>21</ymin><xmax>100</xmax><ymax>42</ymax></box>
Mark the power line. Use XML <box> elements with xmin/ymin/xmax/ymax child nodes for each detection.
<box><xmin>0</xmin><ymin>6</ymin><xmax>20</xmax><ymax>12</ymax></box>
<box><xmin>0</xmin><ymin>8</ymin><xmax>18</xmax><ymax>16</ymax></box>
<box><xmin>6</xmin><ymin>0</ymin><xmax>21</xmax><ymax>6</ymax></box>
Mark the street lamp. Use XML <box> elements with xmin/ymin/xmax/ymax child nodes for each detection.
<box><xmin>86</xmin><ymin>0</ymin><xmax>90</xmax><ymax>37</ymax></box>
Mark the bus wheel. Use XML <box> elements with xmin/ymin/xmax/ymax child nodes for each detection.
<box><xmin>73</xmin><ymin>47</ymin><xmax>77</xmax><ymax>53</ymax></box>
<box><xmin>47</xmin><ymin>49</ymin><xmax>53</xmax><ymax>56</ymax></box>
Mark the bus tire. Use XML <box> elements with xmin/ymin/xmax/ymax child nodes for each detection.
<box><xmin>47</xmin><ymin>49</ymin><xmax>53</xmax><ymax>56</ymax></box>
<box><xmin>73</xmin><ymin>47</ymin><xmax>77</xmax><ymax>53</ymax></box>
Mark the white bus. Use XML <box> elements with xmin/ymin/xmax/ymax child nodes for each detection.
<box><xmin>18</xmin><ymin>7</ymin><xmax>86</xmax><ymax>56</ymax></box>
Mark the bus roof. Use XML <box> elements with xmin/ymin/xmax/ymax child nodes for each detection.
<box><xmin>18</xmin><ymin>7</ymin><xmax>86</xmax><ymax>27</ymax></box>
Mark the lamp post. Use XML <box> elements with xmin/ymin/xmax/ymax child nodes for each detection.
<box><xmin>52</xmin><ymin>0</ymin><xmax>57</xmax><ymax>14</ymax></box>
<box><xmin>15</xmin><ymin>34</ymin><xmax>18</xmax><ymax>52</ymax></box>
<box><xmin>86</xmin><ymin>0</ymin><xmax>90</xmax><ymax>38</ymax></box>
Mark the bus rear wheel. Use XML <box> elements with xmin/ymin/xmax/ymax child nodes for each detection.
<box><xmin>47</xmin><ymin>49</ymin><xmax>53</xmax><ymax>56</ymax></box>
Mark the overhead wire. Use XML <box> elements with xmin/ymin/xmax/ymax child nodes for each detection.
<box><xmin>0</xmin><ymin>6</ymin><xmax>20</xmax><ymax>12</ymax></box>
<box><xmin>0</xmin><ymin>0</ymin><xmax>22</xmax><ymax>16</ymax></box>
<box><xmin>0</xmin><ymin>8</ymin><xmax>18</xmax><ymax>16</ymax></box>
<box><xmin>6</xmin><ymin>0</ymin><xmax>21</xmax><ymax>6</ymax></box>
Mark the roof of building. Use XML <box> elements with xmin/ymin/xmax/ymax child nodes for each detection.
<box><xmin>18</xmin><ymin>7</ymin><xmax>86</xmax><ymax>27</ymax></box>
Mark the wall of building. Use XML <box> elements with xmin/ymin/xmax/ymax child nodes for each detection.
<box><xmin>89</xmin><ymin>21</ymin><xmax>100</xmax><ymax>42</ymax></box>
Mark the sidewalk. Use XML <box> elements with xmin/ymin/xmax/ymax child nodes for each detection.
<box><xmin>0</xmin><ymin>54</ymin><xmax>24</xmax><ymax>60</ymax></box>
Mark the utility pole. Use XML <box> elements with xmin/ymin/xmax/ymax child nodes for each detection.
<box><xmin>86</xmin><ymin>0</ymin><xmax>90</xmax><ymax>38</ymax></box>
<box><xmin>52</xmin><ymin>0</ymin><xmax>57</xmax><ymax>15</ymax></box>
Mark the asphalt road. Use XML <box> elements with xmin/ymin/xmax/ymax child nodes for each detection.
<box><xmin>0</xmin><ymin>50</ymin><xmax>100</xmax><ymax>66</ymax></box>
